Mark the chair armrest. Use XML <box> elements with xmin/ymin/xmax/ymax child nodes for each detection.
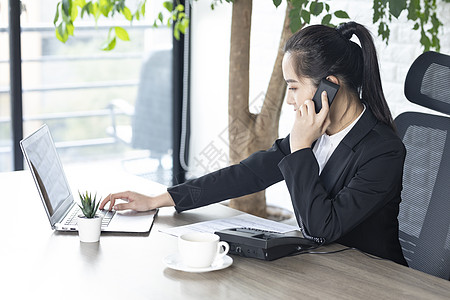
<box><xmin>106</xmin><ymin>99</ymin><xmax>134</xmax><ymax>144</ymax></box>
<box><xmin>107</xmin><ymin>98</ymin><xmax>134</xmax><ymax>116</ymax></box>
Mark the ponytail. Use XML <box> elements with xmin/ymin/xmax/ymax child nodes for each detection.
<box><xmin>336</xmin><ymin>22</ymin><xmax>395</xmax><ymax>130</ymax></box>
<box><xmin>285</xmin><ymin>22</ymin><xmax>396</xmax><ymax>131</ymax></box>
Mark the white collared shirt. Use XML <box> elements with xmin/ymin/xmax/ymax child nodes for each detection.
<box><xmin>313</xmin><ymin>104</ymin><xmax>366</xmax><ymax>174</ymax></box>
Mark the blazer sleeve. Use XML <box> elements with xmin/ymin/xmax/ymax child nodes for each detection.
<box><xmin>168</xmin><ymin>136</ymin><xmax>291</xmax><ymax>212</ymax></box>
<box><xmin>278</xmin><ymin>136</ymin><xmax>405</xmax><ymax>244</ymax></box>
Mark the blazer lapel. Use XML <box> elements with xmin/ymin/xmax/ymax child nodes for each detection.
<box><xmin>319</xmin><ymin>106</ymin><xmax>378</xmax><ymax>194</ymax></box>
<box><xmin>320</xmin><ymin>144</ymin><xmax>354</xmax><ymax>193</ymax></box>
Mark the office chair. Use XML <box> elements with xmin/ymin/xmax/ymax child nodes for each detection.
<box><xmin>395</xmin><ymin>51</ymin><xmax>450</xmax><ymax>280</ymax></box>
<box><xmin>107</xmin><ymin>49</ymin><xmax>172</xmax><ymax>185</ymax></box>
<box><xmin>131</xmin><ymin>49</ymin><xmax>172</xmax><ymax>157</ymax></box>
<box><xmin>108</xmin><ymin>49</ymin><xmax>172</xmax><ymax>166</ymax></box>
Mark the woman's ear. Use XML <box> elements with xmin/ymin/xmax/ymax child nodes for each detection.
<box><xmin>325</xmin><ymin>75</ymin><xmax>340</xmax><ymax>85</ymax></box>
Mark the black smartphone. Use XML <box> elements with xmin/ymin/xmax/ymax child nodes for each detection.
<box><xmin>312</xmin><ymin>79</ymin><xmax>340</xmax><ymax>113</ymax></box>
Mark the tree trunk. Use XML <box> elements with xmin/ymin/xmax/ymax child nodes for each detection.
<box><xmin>228</xmin><ymin>1</ymin><xmax>293</xmax><ymax>217</ymax></box>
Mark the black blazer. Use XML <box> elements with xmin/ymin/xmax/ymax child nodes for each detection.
<box><xmin>168</xmin><ymin>107</ymin><xmax>408</xmax><ymax>266</ymax></box>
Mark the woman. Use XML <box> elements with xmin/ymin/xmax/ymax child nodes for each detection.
<box><xmin>100</xmin><ymin>21</ymin><xmax>407</xmax><ymax>266</ymax></box>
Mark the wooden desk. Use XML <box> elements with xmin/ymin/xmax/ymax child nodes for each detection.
<box><xmin>1</xmin><ymin>168</ymin><xmax>449</xmax><ymax>299</ymax></box>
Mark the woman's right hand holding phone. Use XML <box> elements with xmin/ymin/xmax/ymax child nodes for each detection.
<box><xmin>289</xmin><ymin>91</ymin><xmax>331</xmax><ymax>153</ymax></box>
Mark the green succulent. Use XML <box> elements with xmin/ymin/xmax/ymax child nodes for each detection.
<box><xmin>78</xmin><ymin>191</ymin><xmax>100</xmax><ymax>219</ymax></box>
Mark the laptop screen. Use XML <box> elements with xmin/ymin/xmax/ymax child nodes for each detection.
<box><xmin>20</xmin><ymin>125</ymin><xmax>72</xmax><ymax>218</ymax></box>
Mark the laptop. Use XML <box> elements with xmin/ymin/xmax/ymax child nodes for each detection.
<box><xmin>20</xmin><ymin>124</ymin><xmax>158</xmax><ymax>233</ymax></box>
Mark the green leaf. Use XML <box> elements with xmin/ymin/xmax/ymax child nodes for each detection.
<box><xmin>115</xmin><ymin>26</ymin><xmax>130</xmax><ymax>41</ymax></box>
<box><xmin>158</xmin><ymin>12</ymin><xmax>163</xmax><ymax>23</ymax></box>
<box><xmin>431</xmin><ymin>34</ymin><xmax>440</xmax><ymax>52</ymax></box>
<box><xmin>291</xmin><ymin>0</ymin><xmax>307</xmax><ymax>8</ymax></box>
<box><xmin>62</xmin><ymin>0</ymin><xmax>71</xmax><ymax>17</ymax></box>
<box><xmin>101</xmin><ymin>36</ymin><xmax>116</xmax><ymax>51</ymax></box>
<box><xmin>123</xmin><ymin>6</ymin><xmax>132</xmax><ymax>21</ymax></box>
<box><xmin>80</xmin><ymin>3</ymin><xmax>90</xmax><ymax>17</ymax></box>
<box><xmin>100</xmin><ymin>2</ymin><xmax>110</xmax><ymax>17</ymax></box>
<box><xmin>141</xmin><ymin>3</ymin><xmax>146</xmax><ymax>16</ymax></box>
<box><xmin>321</xmin><ymin>14</ymin><xmax>332</xmax><ymax>25</ymax></box>
<box><xmin>420</xmin><ymin>31</ymin><xmax>431</xmax><ymax>51</ymax></box>
<box><xmin>77</xmin><ymin>204</ymin><xmax>86</xmax><ymax>216</ymax></box>
<box><xmin>163</xmin><ymin>1</ymin><xmax>173</xmax><ymax>12</ymax></box>
<box><xmin>61</xmin><ymin>23</ymin><xmax>69</xmax><ymax>40</ymax></box>
<box><xmin>334</xmin><ymin>10</ymin><xmax>350</xmax><ymax>19</ymax></box>
<box><xmin>75</xmin><ymin>0</ymin><xmax>86</xmax><ymax>7</ymax></box>
<box><xmin>78</xmin><ymin>191</ymin><xmax>99</xmax><ymax>218</ymax></box>
<box><xmin>71</xmin><ymin>3</ymin><xmax>78</xmax><ymax>20</ymax></box>
<box><xmin>377</xmin><ymin>21</ymin><xmax>390</xmax><ymax>42</ymax></box>
<box><xmin>94</xmin><ymin>200</ymin><xmax>100</xmax><ymax>217</ymax></box>
<box><xmin>407</xmin><ymin>0</ymin><xmax>419</xmax><ymax>20</ymax></box>
<box><xmin>176</xmin><ymin>4</ymin><xmax>184</xmax><ymax>12</ymax></box>
<box><xmin>413</xmin><ymin>22</ymin><xmax>419</xmax><ymax>30</ymax></box>
<box><xmin>373</xmin><ymin>0</ymin><xmax>384</xmax><ymax>23</ymax></box>
<box><xmin>290</xmin><ymin>0</ymin><xmax>300</xmax><ymax>7</ymax></box>
<box><xmin>92</xmin><ymin>2</ymin><xmax>100</xmax><ymax>21</ymax></box>
<box><xmin>66</xmin><ymin>23</ymin><xmax>74</xmax><ymax>36</ymax></box>
<box><xmin>289</xmin><ymin>14</ymin><xmax>303</xmax><ymax>33</ymax></box>
<box><xmin>54</xmin><ymin>2</ymin><xmax>61</xmax><ymax>25</ymax></box>
<box><xmin>179</xmin><ymin>18</ymin><xmax>189</xmax><ymax>33</ymax></box>
<box><xmin>106</xmin><ymin>26</ymin><xmax>114</xmax><ymax>39</ymax></box>
<box><xmin>301</xmin><ymin>9</ymin><xmax>310</xmax><ymax>24</ymax></box>
<box><xmin>430</xmin><ymin>13</ymin><xmax>442</xmax><ymax>32</ymax></box>
<box><xmin>273</xmin><ymin>0</ymin><xmax>282</xmax><ymax>8</ymax></box>
<box><xmin>289</xmin><ymin>7</ymin><xmax>300</xmax><ymax>19</ymax></box>
<box><xmin>61</xmin><ymin>9</ymin><xmax>70</xmax><ymax>23</ymax></box>
<box><xmin>55</xmin><ymin>25</ymin><xmax>67</xmax><ymax>43</ymax></box>
<box><xmin>174</xmin><ymin>23</ymin><xmax>180</xmax><ymax>40</ymax></box>
<box><xmin>388</xmin><ymin>0</ymin><xmax>406</xmax><ymax>18</ymax></box>
<box><xmin>310</xmin><ymin>2</ymin><xmax>324</xmax><ymax>16</ymax></box>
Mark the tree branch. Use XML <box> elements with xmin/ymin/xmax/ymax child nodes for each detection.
<box><xmin>228</xmin><ymin>0</ymin><xmax>253</xmax><ymax>164</ymax></box>
<box><xmin>257</xmin><ymin>4</ymin><xmax>296</xmax><ymax>137</ymax></box>
<box><xmin>228</xmin><ymin>0</ymin><xmax>252</xmax><ymax>121</ymax></box>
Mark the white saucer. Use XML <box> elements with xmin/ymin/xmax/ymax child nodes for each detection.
<box><xmin>163</xmin><ymin>253</ymin><xmax>233</xmax><ymax>273</ymax></box>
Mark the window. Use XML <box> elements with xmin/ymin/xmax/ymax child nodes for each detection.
<box><xmin>0</xmin><ymin>0</ymin><xmax>178</xmax><ymax>186</ymax></box>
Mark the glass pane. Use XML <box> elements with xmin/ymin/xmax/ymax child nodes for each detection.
<box><xmin>0</xmin><ymin>0</ymin><xmax>11</xmax><ymax>172</ymax></box>
<box><xmin>12</xmin><ymin>0</ymin><xmax>173</xmax><ymax>185</ymax></box>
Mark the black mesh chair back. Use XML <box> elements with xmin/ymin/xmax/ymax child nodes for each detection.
<box><xmin>132</xmin><ymin>49</ymin><xmax>172</xmax><ymax>156</ymax></box>
<box><xmin>395</xmin><ymin>51</ymin><xmax>450</xmax><ymax>280</ymax></box>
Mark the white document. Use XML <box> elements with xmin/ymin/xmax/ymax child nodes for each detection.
<box><xmin>160</xmin><ymin>213</ymin><xmax>299</xmax><ymax>237</ymax></box>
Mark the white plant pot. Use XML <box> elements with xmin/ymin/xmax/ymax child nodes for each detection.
<box><xmin>77</xmin><ymin>215</ymin><xmax>102</xmax><ymax>243</ymax></box>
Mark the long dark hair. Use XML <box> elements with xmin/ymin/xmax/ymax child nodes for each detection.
<box><xmin>284</xmin><ymin>22</ymin><xmax>395</xmax><ymax>130</ymax></box>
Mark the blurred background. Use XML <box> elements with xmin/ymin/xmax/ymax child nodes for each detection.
<box><xmin>1</xmin><ymin>0</ymin><xmax>449</xmax><ymax>213</ymax></box>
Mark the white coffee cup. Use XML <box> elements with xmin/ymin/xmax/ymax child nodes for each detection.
<box><xmin>178</xmin><ymin>233</ymin><xmax>230</xmax><ymax>268</ymax></box>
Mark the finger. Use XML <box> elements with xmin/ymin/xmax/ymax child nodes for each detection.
<box><xmin>114</xmin><ymin>201</ymin><xmax>135</xmax><ymax>211</ymax></box>
<box><xmin>109</xmin><ymin>191</ymin><xmax>133</xmax><ymax>202</ymax></box>
<box><xmin>101</xmin><ymin>191</ymin><xmax>131</xmax><ymax>211</ymax></box>
<box><xmin>108</xmin><ymin>194</ymin><xmax>117</xmax><ymax>211</ymax></box>
<box><xmin>317</xmin><ymin>91</ymin><xmax>330</xmax><ymax>119</ymax></box>
<box><xmin>304</xmin><ymin>100</ymin><xmax>314</xmax><ymax>115</ymax></box>
<box><xmin>321</xmin><ymin>91</ymin><xmax>330</xmax><ymax>112</ymax></box>
<box><xmin>99</xmin><ymin>194</ymin><xmax>111</xmax><ymax>210</ymax></box>
<box><xmin>299</xmin><ymin>103</ymin><xmax>307</xmax><ymax>117</ymax></box>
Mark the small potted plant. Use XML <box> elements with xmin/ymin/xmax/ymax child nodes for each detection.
<box><xmin>77</xmin><ymin>191</ymin><xmax>102</xmax><ymax>243</ymax></box>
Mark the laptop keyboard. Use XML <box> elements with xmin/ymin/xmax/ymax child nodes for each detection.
<box><xmin>100</xmin><ymin>210</ymin><xmax>116</xmax><ymax>227</ymax></box>
<box><xmin>64</xmin><ymin>206</ymin><xmax>116</xmax><ymax>228</ymax></box>
<box><xmin>64</xmin><ymin>206</ymin><xmax>81</xmax><ymax>226</ymax></box>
